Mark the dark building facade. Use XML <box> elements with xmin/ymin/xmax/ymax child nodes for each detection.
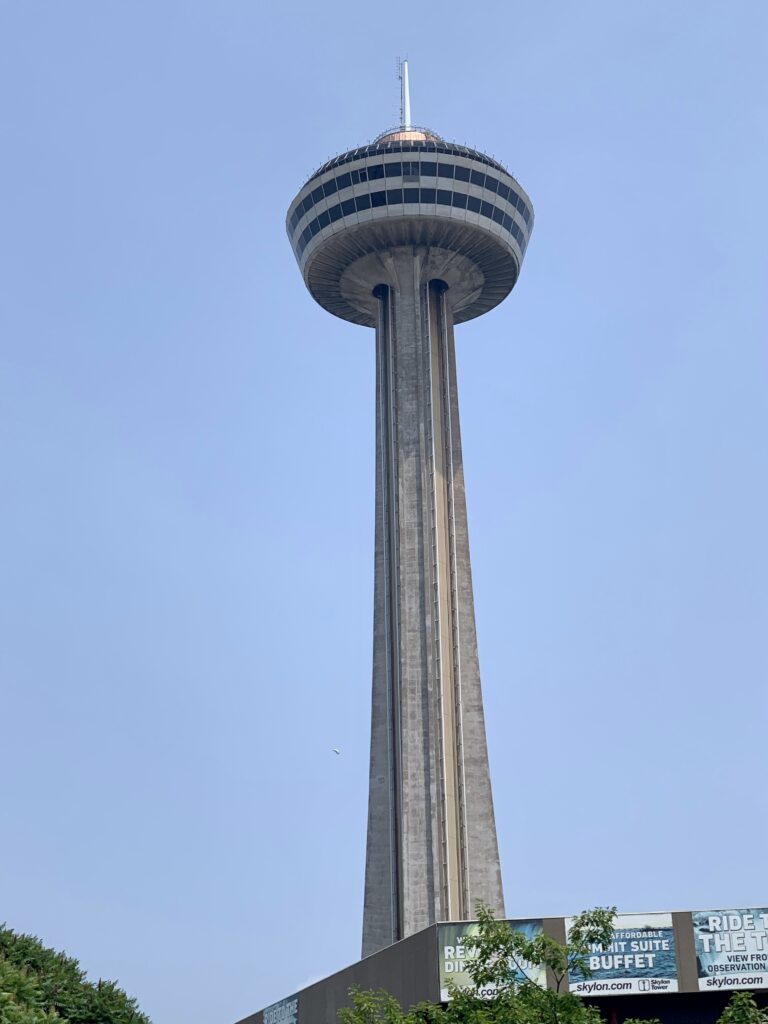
<box><xmin>238</xmin><ymin>910</ymin><xmax>768</xmax><ymax>1024</ymax></box>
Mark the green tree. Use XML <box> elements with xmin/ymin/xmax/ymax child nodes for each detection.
<box><xmin>0</xmin><ymin>958</ymin><xmax>57</xmax><ymax>1024</ymax></box>
<box><xmin>717</xmin><ymin>991</ymin><xmax>768</xmax><ymax>1024</ymax></box>
<box><xmin>0</xmin><ymin>926</ymin><xmax>150</xmax><ymax>1024</ymax></box>
<box><xmin>339</xmin><ymin>907</ymin><xmax>659</xmax><ymax>1024</ymax></box>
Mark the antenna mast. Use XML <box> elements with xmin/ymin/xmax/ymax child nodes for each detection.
<box><xmin>398</xmin><ymin>58</ymin><xmax>411</xmax><ymax>129</ymax></box>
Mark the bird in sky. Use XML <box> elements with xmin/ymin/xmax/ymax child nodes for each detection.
<box><xmin>332</xmin><ymin>748</ymin><xmax>341</xmax><ymax>755</ymax></box>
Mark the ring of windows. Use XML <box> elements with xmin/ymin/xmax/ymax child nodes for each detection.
<box><xmin>294</xmin><ymin>186</ymin><xmax>528</xmax><ymax>260</ymax></box>
<box><xmin>288</xmin><ymin>160</ymin><xmax>532</xmax><ymax>238</ymax></box>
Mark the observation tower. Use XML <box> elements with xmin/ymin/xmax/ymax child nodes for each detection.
<box><xmin>286</xmin><ymin>63</ymin><xmax>534</xmax><ymax>959</ymax></box>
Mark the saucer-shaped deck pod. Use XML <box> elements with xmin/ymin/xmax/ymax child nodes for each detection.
<box><xmin>286</xmin><ymin>129</ymin><xmax>533</xmax><ymax>325</ymax></box>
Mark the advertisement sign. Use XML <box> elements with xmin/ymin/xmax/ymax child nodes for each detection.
<box><xmin>263</xmin><ymin>995</ymin><xmax>299</xmax><ymax>1024</ymax></box>
<box><xmin>567</xmin><ymin>912</ymin><xmax>678</xmax><ymax>997</ymax></box>
<box><xmin>437</xmin><ymin>919</ymin><xmax>545</xmax><ymax>1001</ymax></box>
<box><xmin>693</xmin><ymin>909</ymin><xmax>768</xmax><ymax>992</ymax></box>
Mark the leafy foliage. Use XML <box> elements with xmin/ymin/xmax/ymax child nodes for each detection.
<box><xmin>717</xmin><ymin>992</ymin><xmax>768</xmax><ymax>1024</ymax></box>
<box><xmin>466</xmin><ymin>903</ymin><xmax>616</xmax><ymax>994</ymax></box>
<box><xmin>338</xmin><ymin>906</ymin><xmax>663</xmax><ymax>1024</ymax></box>
<box><xmin>0</xmin><ymin>958</ymin><xmax>57</xmax><ymax>1024</ymax></box>
<box><xmin>0</xmin><ymin>925</ymin><xmax>150</xmax><ymax>1024</ymax></box>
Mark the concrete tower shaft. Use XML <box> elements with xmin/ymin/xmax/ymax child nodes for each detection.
<box><xmin>286</xmin><ymin>132</ymin><xmax>533</xmax><ymax>959</ymax></box>
<box><xmin>364</xmin><ymin>260</ymin><xmax>504</xmax><ymax>955</ymax></box>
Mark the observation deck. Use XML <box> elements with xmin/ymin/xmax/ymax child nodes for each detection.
<box><xmin>286</xmin><ymin>130</ymin><xmax>534</xmax><ymax>326</ymax></box>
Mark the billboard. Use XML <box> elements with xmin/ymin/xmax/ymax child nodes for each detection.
<box><xmin>567</xmin><ymin>912</ymin><xmax>678</xmax><ymax>997</ymax></box>
<box><xmin>263</xmin><ymin>995</ymin><xmax>298</xmax><ymax>1024</ymax></box>
<box><xmin>693</xmin><ymin>909</ymin><xmax>768</xmax><ymax>992</ymax></box>
<box><xmin>437</xmin><ymin>919</ymin><xmax>545</xmax><ymax>1001</ymax></box>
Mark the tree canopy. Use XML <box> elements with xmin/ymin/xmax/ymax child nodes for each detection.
<box><xmin>0</xmin><ymin>926</ymin><xmax>150</xmax><ymax>1024</ymax></box>
<box><xmin>716</xmin><ymin>992</ymin><xmax>768</xmax><ymax>1024</ymax></box>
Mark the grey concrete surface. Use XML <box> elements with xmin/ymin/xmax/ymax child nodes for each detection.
<box><xmin>285</xmin><ymin>137</ymin><xmax>534</xmax><ymax>963</ymax></box>
<box><xmin>362</xmin><ymin>250</ymin><xmax>504</xmax><ymax>958</ymax></box>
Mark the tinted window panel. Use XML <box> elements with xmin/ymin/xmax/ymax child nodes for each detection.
<box><xmin>452</xmin><ymin>192</ymin><xmax>467</xmax><ymax>209</ymax></box>
<box><xmin>368</xmin><ymin>164</ymin><xmax>384</xmax><ymax>180</ymax></box>
<box><xmin>437</xmin><ymin>164</ymin><xmax>454</xmax><ymax>178</ymax></box>
<box><xmin>437</xmin><ymin>189</ymin><xmax>452</xmax><ymax>205</ymax></box>
<box><xmin>312</xmin><ymin>186</ymin><xmax>324</xmax><ymax>203</ymax></box>
<box><xmin>404</xmin><ymin>188</ymin><xmax>419</xmax><ymax>203</ymax></box>
<box><xmin>492</xmin><ymin>207</ymin><xmax>504</xmax><ymax>225</ymax></box>
<box><xmin>502</xmin><ymin>213</ymin><xmax>513</xmax><ymax>231</ymax></box>
<box><xmin>329</xmin><ymin>205</ymin><xmax>343</xmax><ymax>222</ymax></box>
<box><xmin>522</xmin><ymin>206</ymin><xmax>531</xmax><ymax>225</ymax></box>
<box><xmin>356</xmin><ymin>194</ymin><xmax>371</xmax><ymax>211</ymax></box>
<box><xmin>323</xmin><ymin>178</ymin><xmax>338</xmax><ymax>197</ymax></box>
<box><xmin>420</xmin><ymin>188</ymin><xmax>436</xmax><ymax>203</ymax></box>
<box><xmin>480</xmin><ymin>200</ymin><xmax>493</xmax><ymax>218</ymax></box>
<box><xmin>386</xmin><ymin>188</ymin><xmax>403</xmax><ymax>204</ymax></box>
<box><xmin>341</xmin><ymin>198</ymin><xmax>356</xmax><ymax>216</ymax></box>
<box><xmin>310</xmin><ymin>220</ymin><xmax>320</xmax><ymax>236</ymax></box>
<box><xmin>420</xmin><ymin>161</ymin><xmax>437</xmax><ymax>176</ymax></box>
<box><xmin>454</xmin><ymin>165</ymin><xmax>470</xmax><ymax>182</ymax></box>
<box><xmin>470</xmin><ymin>169</ymin><xmax>485</xmax><ymax>187</ymax></box>
<box><xmin>358</xmin><ymin>168</ymin><xmax>368</xmax><ymax>181</ymax></box>
<box><xmin>496</xmin><ymin>182</ymin><xmax>509</xmax><ymax>202</ymax></box>
<box><xmin>467</xmin><ymin>196</ymin><xmax>481</xmax><ymax>213</ymax></box>
<box><xmin>385</xmin><ymin>162</ymin><xmax>402</xmax><ymax>177</ymax></box>
<box><xmin>485</xmin><ymin>176</ymin><xmax>498</xmax><ymax>193</ymax></box>
<box><xmin>337</xmin><ymin>172</ymin><xmax>351</xmax><ymax>190</ymax></box>
<box><xmin>350</xmin><ymin>169</ymin><xmax>360</xmax><ymax>184</ymax></box>
<box><xmin>318</xmin><ymin>210</ymin><xmax>331</xmax><ymax>228</ymax></box>
<box><xmin>371</xmin><ymin>190</ymin><xmax>386</xmax><ymax>207</ymax></box>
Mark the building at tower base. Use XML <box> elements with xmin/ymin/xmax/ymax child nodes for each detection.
<box><xmin>234</xmin><ymin>907</ymin><xmax>768</xmax><ymax>1024</ymax></box>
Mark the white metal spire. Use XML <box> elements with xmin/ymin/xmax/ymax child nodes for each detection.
<box><xmin>399</xmin><ymin>59</ymin><xmax>411</xmax><ymax>129</ymax></box>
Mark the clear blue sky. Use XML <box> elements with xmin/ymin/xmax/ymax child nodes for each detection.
<box><xmin>1</xmin><ymin>3</ymin><xmax>766</xmax><ymax>1023</ymax></box>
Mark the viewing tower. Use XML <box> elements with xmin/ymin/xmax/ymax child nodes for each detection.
<box><xmin>286</xmin><ymin>64</ymin><xmax>534</xmax><ymax>958</ymax></box>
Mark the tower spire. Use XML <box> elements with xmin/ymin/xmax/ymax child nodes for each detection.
<box><xmin>399</xmin><ymin>59</ymin><xmax>411</xmax><ymax>129</ymax></box>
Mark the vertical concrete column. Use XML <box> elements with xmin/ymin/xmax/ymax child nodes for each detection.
<box><xmin>427</xmin><ymin>280</ymin><xmax>468</xmax><ymax>923</ymax></box>
<box><xmin>362</xmin><ymin>282</ymin><xmax>402</xmax><ymax>955</ymax></box>
<box><xmin>362</xmin><ymin>250</ymin><xmax>504</xmax><ymax>960</ymax></box>
<box><xmin>436</xmin><ymin>285</ymin><xmax>505</xmax><ymax>925</ymax></box>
